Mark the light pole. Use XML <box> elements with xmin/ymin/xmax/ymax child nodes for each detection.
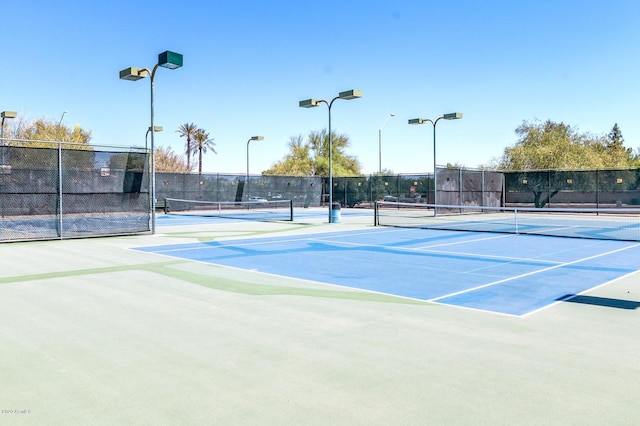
<box><xmin>1</xmin><ymin>111</ymin><xmax>17</xmax><ymax>146</ymax></box>
<box><xmin>408</xmin><ymin>112</ymin><xmax>463</xmax><ymax>215</ymax></box>
<box><xmin>145</xmin><ymin>126</ymin><xmax>163</xmax><ymax>150</ymax></box>
<box><xmin>58</xmin><ymin>110</ymin><xmax>68</xmax><ymax>126</ymax></box>
<box><xmin>378</xmin><ymin>113</ymin><xmax>395</xmax><ymax>174</ymax></box>
<box><xmin>299</xmin><ymin>90</ymin><xmax>362</xmax><ymax>223</ymax></box>
<box><xmin>120</xmin><ymin>50</ymin><xmax>183</xmax><ymax>234</ymax></box>
<box><xmin>246</xmin><ymin>136</ymin><xmax>264</xmax><ymax>180</ymax></box>
<box><xmin>56</xmin><ymin>111</ymin><xmax>69</xmax><ymax>141</ymax></box>
<box><xmin>1</xmin><ymin>111</ymin><xmax>17</xmax><ymax>173</ymax></box>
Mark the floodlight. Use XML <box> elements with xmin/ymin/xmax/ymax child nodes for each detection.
<box><xmin>299</xmin><ymin>99</ymin><xmax>320</xmax><ymax>108</ymax></box>
<box><xmin>443</xmin><ymin>112</ymin><xmax>463</xmax><ymax>120</ymax></box>
<box><xmin>158</xmin><ymin>51</ymin><xmax>183</xmax><ymax>69</ymax></box>
<box><xmin>119</xmin><ymin>67</ymin><xmax>148</xmax><ymax>81</ymax></box>
<box><xmin>338</xmin><ymin>89</ymin><xmax>362</xmax><ymax>100</ymax></box>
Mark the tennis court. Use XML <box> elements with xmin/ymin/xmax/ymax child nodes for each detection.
<box><xmin>135</xmin><ymin>224</ymin><xmax>640</xmax><ymax>316</ymax></box>
<box><xmin>2</xmin><ymin>208</ymin><xmax>640</xmax><ymax>425</ymax></box>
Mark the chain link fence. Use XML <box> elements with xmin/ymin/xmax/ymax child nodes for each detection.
<box><xmin>1</xmin><ymin>141</ymin><xmax>150</xmax><ymax>242</ymax></box>
<box><xmin>503</xmin><ymin>169</ymin><xmax>640</xmax><ymax>208</ymax></box>
<box><xmin>156</xmin><ymin>168</ymin><xmax>505</xmax><ymax>209</ymax></box>
<box><xmin>155</xmin><ymin>173</ymin><xmax>324</xmax><ymax>208</ymax></box>
<box><xmin>328</xmin><ymin>169</ymin><xmax>504</xmax><ymax>208</ymax></box>
<box><xmin>4</xmin><ymin>146</ymin><xmax>639</xmax><ymax>243</ymax></box>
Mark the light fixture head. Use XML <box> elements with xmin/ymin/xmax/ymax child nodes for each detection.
<box><xmin>408</xmin><ymin>118</ymin><xmax>426</xmax><ymax>125</ymax></box>
<box><xmin>158</xmin><ymin>51</ymin><xmax>183</xmax><ymax>69</ymax></box>
<box><xmin>119</xmin><ymin>67</ymin><xmax>148</xmax><ymax>81</ymax></box>
<box><xmin>250</xmin><ymin>136</ymin><xmax>264</xmax><ymax>141</ymax></box>
<box><xmin>1</xmin><ymin>111</ymin><xmax>17</xmax><ymax>119</ymax></box>
<box><xmin>338</xmin><ymin>89</ymin><xmax>362</xmax><ymax>100</ymax></box>
<box><xmin>299</xmin><ymin>99</ymin><xmax>320</xmax><ymax>108</ymax></box>
<box><xmin>443</xmin><ymin>112</ymin><xmax>463</xmax><ymax>120</ymax></box>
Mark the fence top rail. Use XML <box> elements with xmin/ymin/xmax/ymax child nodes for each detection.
<box><xmin>1</xmin><ymin>139</ymin><xmax>148</xmax><ymax>153</ymax></box>
<box><xmin>501</xmin><ymin>167</ymin><xmax>640</xmax><ymax>173</ymax></box>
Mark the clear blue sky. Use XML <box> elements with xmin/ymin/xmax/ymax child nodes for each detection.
<box><xmin>2</xmin><ymin>0</ymin><xmax>639</xmax><ymax>174</ymax></box>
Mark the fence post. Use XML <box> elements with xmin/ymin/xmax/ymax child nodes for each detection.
<box><xmin>459</xmin><ymin>168</ymin><xmax>463</xmax><ymax>207</ymax></box>
<box><xmin>548</xmin><ymin>169</ymin><xmax>552</xmax><ymax>208</ymax></box>
<box><xmin>57</xmin><ymin>141</ymin><xmax>63</xmax><ymax>239</ymax></box>
<box><xmin>596</xmin><ymin>169</ymin><xmax>600</xmax><ymax>209</ymax></box>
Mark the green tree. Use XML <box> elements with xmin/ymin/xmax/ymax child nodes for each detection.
<box><xmin>176</xmin><ymin>122</ymin><xmax>198</xmax><ymax>171</ymax></box>
<box><xmin>191</xmin><ymin>129</ymin><xmax>216</xmax><ymax>174</ymax></box>
<box><xmin>607</xmin><ymin>123</ymin><xmax>624</xmax><ymax>146</ymax></box>
<box><xmin>15</xmin><ymin>117</ymin><xmax>92</xmax><ymax>146</ymax></box>
<box><xmin>499</xmin><ymin>120</ymin><xmax>633</xmax><ymax>170</ymax></box>
<box><xmin>499</xmin><ymin>120</ymin><xmax>582</xmax><ymax>170</ymax></box>
<box><xmin>266</xmin><ymin>130</ymin><xmax>362</xmax><ymax>176</ymax></box>
<box><xmin>266</xmin><ymin>135</ymin><xmax>315</xmax><ymax>175</ymax></box>
<box><xmin>155</xmin><ymin>146</ymin><xmax>192</xmax><ymax>173</ymax></box>
<box><xmin>605</xmin><ymin>123</ymin><xmax>632</xmax><ymax>165</ymax></box>
<box><xmin>5</xmin><ymin>117</ymin><xmax>93</xmax><ymax>170</ymax></box>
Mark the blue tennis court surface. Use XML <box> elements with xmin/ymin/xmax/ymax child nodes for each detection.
<box><xmin>134</xmin><ymin>228</ymin><xmax>640</xmax><ymax>316</ymax></box>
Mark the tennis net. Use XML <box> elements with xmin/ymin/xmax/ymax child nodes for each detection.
<box><xmin>374</xmin><ymin>201</ymin><xmax>640</xmax><ymax>241</ymax></box>
<box><xmin>164</xmin><ymin>198</ymin><xmax>293</xmax><ymax>222</ymax></box>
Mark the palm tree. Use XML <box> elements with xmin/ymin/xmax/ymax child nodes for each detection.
<box><xmin>191</xmin><ymin>128</ymin><xmax>216</xmax><ymax>174</ymax></box>
<box><xmin>176</xmin><ymin>122</ymin><xmax>198</xmax><ymax>171</ymax></box>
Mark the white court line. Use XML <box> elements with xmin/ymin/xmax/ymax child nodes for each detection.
<box><xmin>415</xmin><ymin>235</ymin><xmax>616</xmax><ymax>273</ymax></box>
<box><xmin>146</xmin><ymin>233</ymin><xmax>333</xmax><ymax>253</ymax></box>
<box><xmin>149</xmin><ymin>227</ymin><xmax>566</xmax><ymax>266</ymax></box>
<box><xmin>301</xmin><ymin>236</ymin><xmax>564</xmax><ymax>265</ymax></box>
<box><xmin>414</xmin><ymin>232</ymin><xmax>515</xmax><ymax>249</ymax></box>
<box><xmin>146</xmin><ymin>227</ymin><xmax>429</xmax><ymax>254</ymax></box>
<box><xmin>430</xmin><ymin>243</ymin><xmax>640</xmax><ymax>303</ymax></box>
